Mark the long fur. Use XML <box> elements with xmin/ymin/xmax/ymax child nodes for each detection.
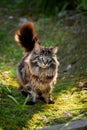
<box><xmin>15</xmin><ymin>22</ymin><xmax>59</xmax><ymax>104</ymax></box>
<box><xmin>15</xmin><ymin>22</ymin><xmax>40</xmax><ymax>52</ymax></box>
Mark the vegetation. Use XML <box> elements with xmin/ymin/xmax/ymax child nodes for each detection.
<box><xmin>0</xmin><ymin>0</ymin><xmax>87</xmax><ymax>16</ymax></box>
<box><xmin>13</xmin><ymin>0</ymin><xmax>87</xmax><ymax>15</ymax></box>
<box><xmin>0</xmin><ymin>1</ymin><xmax>87</xmax><ymax>130</ymax></box>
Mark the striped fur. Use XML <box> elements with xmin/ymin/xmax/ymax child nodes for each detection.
<box><xmin>15</xmin><ymin>22</ymin><xmax>59</xmax><ymax>104</ymax></box>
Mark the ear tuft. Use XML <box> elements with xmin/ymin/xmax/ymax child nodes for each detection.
<box><xmin>52</xmin><ymin>46</ymin><xmax>58</xmax><ymax>54</ymax></box>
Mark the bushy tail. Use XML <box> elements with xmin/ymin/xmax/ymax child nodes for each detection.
<box><xmin>15</xmin><ymin>22</ymin><xmax>40</xmax><ymax>52</ymax></box>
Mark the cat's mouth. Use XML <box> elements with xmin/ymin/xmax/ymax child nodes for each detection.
<box><xmin>38</xmin><ymin>63</ymin><xmax>49</xmax><ymax>69</ymax></box>
<box><xmin>42</xmin><ymin>65</ymin><xmax>48</xmax><ymax>69</ymax></box>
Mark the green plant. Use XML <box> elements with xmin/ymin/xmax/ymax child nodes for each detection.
<box><xmin>77</xmin><ymin>0</ymin><xmax>87</xmax><ymax>10</ymax></box>
<box><xmin>8</xmin><ymin>95</ymin><xmax>29</xmax><ymax>112</ymax></box>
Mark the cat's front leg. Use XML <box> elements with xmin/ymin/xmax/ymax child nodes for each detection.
<box><xmin>26</xmin><ymin>88</ymin><xmax>37</xmax><ymax>105</ymax></box>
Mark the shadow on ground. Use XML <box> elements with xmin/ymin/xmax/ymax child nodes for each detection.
<box><xmin>1</xmin><ymin>83</ymin><xmax>48</xmax><ymax>130</ymax></box>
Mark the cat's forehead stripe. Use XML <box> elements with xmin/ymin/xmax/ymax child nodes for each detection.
<box><xmin>41</xmin><ymin>48</ymin><xmax>51</xmax><ymax>54</ymax></box>
<box><xmin>44</xmin><ymin>48</ymin><xmax>50</xmax><ymax>51</ymax></box>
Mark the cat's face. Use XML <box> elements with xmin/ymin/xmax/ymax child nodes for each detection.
<box><xmin>30</xmin><ymin>44</ymin><xmax>58</xmax><ymax>69</ymax></box>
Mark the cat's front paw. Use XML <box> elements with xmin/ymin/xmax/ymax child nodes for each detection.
<box><xmin>26</xmin><ymin>101</ymin><xmax>35</xmax><ymax>105</ymax></box>
<box><xmin>48</xmin><ymin>99</ymin><xmax>55</xmax><ymax>104</ymax></box>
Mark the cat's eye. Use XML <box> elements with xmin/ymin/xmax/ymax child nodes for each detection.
<box><xmin>31</xmin><ymin>60</ymin><xmax>37</xmax><ymax>63</ymax></box>
<box><xmin>48</xmin><ymin>59</ymin><xmax>52</xmax><ymax>64</ymax></box>
<box><xmin>31</xmin><ymin>59</ymin><xmax>38</xmax><ymax>63</ymax></box>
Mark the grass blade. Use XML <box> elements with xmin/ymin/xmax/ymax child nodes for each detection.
<box><xmin>8</xmin><ymin>95</ymin><xmax>20</xmax><ymax>106</ymax></box>
<box><xmin>22</xmin><ymin>95</ymin><xmax>29</xmax><ymax>110</ymax></box>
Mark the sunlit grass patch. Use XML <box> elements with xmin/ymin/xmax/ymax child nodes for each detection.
<box><xmin>0</xmin><ymin>65</ymin><xmax>18</xmax><ymax>87</ymax></box>
<box><xmin>1</xmin><ymin>62</ymin><xmax>86</xmax><ymax>130</ymax></box>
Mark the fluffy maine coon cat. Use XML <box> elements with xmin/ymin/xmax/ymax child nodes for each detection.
<box><xmin>15</xmin><ymin>22</ymin><xmax>59</xmax><ymax>104</ymax></box>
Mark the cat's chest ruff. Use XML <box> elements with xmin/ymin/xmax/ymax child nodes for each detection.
<box><xmin>30</xmin><ymin>74</ymin><xmax>54</xmax><ymax>84</ymax></box>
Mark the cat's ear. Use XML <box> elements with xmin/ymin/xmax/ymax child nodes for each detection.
<box><xmin>51</xmin><ymin>46</ymin><xmax>58</xmax><ymax>54</ymax></box>
<box><xmin>34</xmin><ymin>43</ymin><xmax>41</xmax><ymax>53</ymax></box>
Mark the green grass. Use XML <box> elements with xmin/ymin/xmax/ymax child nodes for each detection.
<box><xmin>0</xmin><ymin>5</ymin><xmax>87</xmax><ymax>130</ymax></box>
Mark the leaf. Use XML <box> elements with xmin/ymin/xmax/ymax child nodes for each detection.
<box><xmin>8</xmin><ymin>95</ymin><xmax>20</xmax><ymax>106</ymax></box>
<box><xmin>22</xmin><ymin>95</ymin><xmax>29</xmax><ymax>110</ymax></box>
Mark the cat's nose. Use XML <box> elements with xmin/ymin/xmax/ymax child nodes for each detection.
<box><xmin>42</xmin><ymin>63</ymin><xmax>46</xmax><ymax>66</ymax></box>
<box><xmin>43</xmin><ymin>61</ymin><xmax>47</xmax><ymax>64</ymax></box>
<box><xmin>43</xmin><ymin>59</ymin><xmax>47</xmax><ymax>64</ymax></box>
<box><xmin>43</xmin><ymin>61</ymin><xmax>47</xmax><ymax>65</ymax></box>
